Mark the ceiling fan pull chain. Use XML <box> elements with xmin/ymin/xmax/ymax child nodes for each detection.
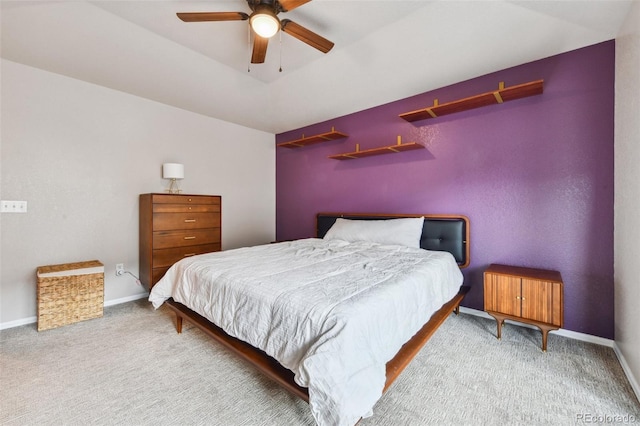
<box><xmin>247</xmin><ymin>24</ymin><xmax>252</xmax><ymax>72</ymax></box>
<box><xmin>279</xmin><ymin>30</ymin><xmax>283</xmax><ymax>72</ymax></box>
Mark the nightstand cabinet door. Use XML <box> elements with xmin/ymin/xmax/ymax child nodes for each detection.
<box><xmin>139</xmin><ymin>193</ymin><xmax>221</xmax><ymax>289</ymax></box>
<box><xmin>484</xmin><ymin>273</ymin><xmax>520</xmax><ymax>317</ymax></box>
<box><xmin>521</xmin><ymin>278</ymin><xmax>563</xmax><ymax>326</ymax></box>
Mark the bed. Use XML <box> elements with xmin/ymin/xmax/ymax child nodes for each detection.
<box><xmin>149</xmin><ymin>213</ymin><xmax>470</xmax><ymax>426</ymax></box>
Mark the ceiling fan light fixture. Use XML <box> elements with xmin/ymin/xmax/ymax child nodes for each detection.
<box><xmin>250</xmin><ymin>7</ymin><xmax>280</xmax><ymax>38</ymax></box>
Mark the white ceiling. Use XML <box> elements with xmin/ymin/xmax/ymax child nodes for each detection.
<box><xmin>1</xmin><ymin>0</ymin><xmax>633</xmax><ymax>134</ymax></box>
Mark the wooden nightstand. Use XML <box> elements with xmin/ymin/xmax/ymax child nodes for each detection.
<box><xmin>484</xmin><ymin>264</ymin><xmax>563</xmax><ymax>351</ymax></box>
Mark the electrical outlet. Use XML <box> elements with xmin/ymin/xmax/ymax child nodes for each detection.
<box><xmin>115</xmin><ymin>263</ymin><xmax>125</xmax><ymax>276</ymax></box>
<box><xmin>1</xmin><ymin>200</ymin><xmax>28</xmax><ymax>213</ymax></box>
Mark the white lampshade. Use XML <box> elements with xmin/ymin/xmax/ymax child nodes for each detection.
<box><xmin>162</xmin><ymin>163</ymin><xmax>184</xmax><ymax>180</ymax></box>
<box><xmin>250</xmin><ymin>11</ymin><xmax>280</xmax><ymax>38</ymax></box>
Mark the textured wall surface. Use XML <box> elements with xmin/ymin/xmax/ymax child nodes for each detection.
<box><xmin>614</xmin><ymin>0</ymin><xmax>640</xmax><ymax>399</ymax></box>
<box><xmin>276</xmin><ymin>42</ymin><xmax>615</xmax><ymax>339</ymax></box>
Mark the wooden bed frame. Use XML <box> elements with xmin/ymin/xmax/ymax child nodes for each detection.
<box><xmin>162</xmin><ymin>213</ymin><xmax>470</xmax><ymax>404</ymax></box>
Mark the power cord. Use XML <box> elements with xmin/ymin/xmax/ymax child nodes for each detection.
<box><xmin>116</xmin><ymin>268</ymin><xmax>142</xmax><ymax>286</ymax></box>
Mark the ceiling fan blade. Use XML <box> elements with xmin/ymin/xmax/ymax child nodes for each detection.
<box><xmin>281</xmin><ymin>19</ymin><xmax>334</xmax><ymax>53</ymax></box>
<box><xmin>251</xmin><ymin>35</ymin><xmax>269</xmax><ymax>64</ymax></box>
<box><xmin>177</xmin><ymin>12</ymin><xmax>249</xmax><ymax>22</ymax></box>
<box><xmin>278</xmin><ymin>0</ymin><xmax>311</xmax><ymax>12</ymax></box>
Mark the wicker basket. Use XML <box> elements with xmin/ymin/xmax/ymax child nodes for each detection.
<box><xmin>36</xmin><ymin>260</ymin><xmax>104</xmax><ymax>331</ymax></box>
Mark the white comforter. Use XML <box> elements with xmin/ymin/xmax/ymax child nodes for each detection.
<box><xmin>149</xmin><ymin>238</ymin><xmax>463</xmax><ymax>426</ymax></box>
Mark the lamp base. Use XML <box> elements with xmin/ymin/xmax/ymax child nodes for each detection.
<box><xmin>166</xmin><ymin>178</ymin><xmax>182</xmax><ymax>194</ymax></box>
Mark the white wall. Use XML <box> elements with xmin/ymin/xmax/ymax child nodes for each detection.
<box><xmin>614</xmin><ymin>0</ymin><xmax>640</xmax><ymax>400</ymax></box>
<box><xmin>0</xmin><ymin>59</ymin><xmax>275</xmax><ymax>327</ymax></box>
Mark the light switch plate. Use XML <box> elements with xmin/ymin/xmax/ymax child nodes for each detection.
<box><xmin>0</xmin><ymin>200</ymin><xmax>28</xmax><ymax>213</ymax></box>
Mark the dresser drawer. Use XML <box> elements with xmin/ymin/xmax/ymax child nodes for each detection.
<box><xmin>153</xmin><ymin>228</ymin><xmax>221</xmax><ymax>249</ymax></box>
<box><xmin>153</xmin><ymin>212</ymin><xmax>221</xmax><ymax>231</ymax></box>
<box><xmin>152</xmin><ymin>267</ymin><xmax>171</xmax><ymax>285</ymax></box>
<box><xmin>152</xmin><ymin>194</ymin><xmax>220</xmax><ymax>205</ymax></box>
<box><xmin>152</xmin><ymin>243</ymin><xmax>221</xmax><ymax>269</ymax></box>
<box><xmin>153</xmin><ymin>203</ymin><xmax>221</xmax><ymax>214</ymax></box>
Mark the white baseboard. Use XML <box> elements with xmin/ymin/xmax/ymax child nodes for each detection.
<box><xmin>458</xmin><ymin>306</ymin><xmax>614</xmax><ymax>347</ymax></box>
<box><xmin>104</xmin><ymin>292</ymin><xmax>149</xmax><ymax>307</ymax></box>
<box><xmin>613</xmin><ymin>342</ymin><xmax>640</xmax><ymax>403</ymax></box>
<box><xmin>0</xmin><ymin>292</ymin><xmax>149</xmax><ymax>331</ymax></box>
<box><xmin>0</xmin><ymin>315</ymin><xmax>38</xmax><ymax>330</ymax></box>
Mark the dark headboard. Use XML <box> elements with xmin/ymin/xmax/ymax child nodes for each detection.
<box><xmin>316</xmin><ymin>213</ymin><xmax>470</xmax><ymax>268</ymax></box>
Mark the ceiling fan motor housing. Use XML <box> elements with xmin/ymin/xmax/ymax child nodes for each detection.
<box><xmin>248</xmin><ymin>0</ymin><xmax>283</xmax><ymax>13</ymax></box>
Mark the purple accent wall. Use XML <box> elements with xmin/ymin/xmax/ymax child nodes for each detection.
<box><xmin>276</xmin><ymin>41</ymin><xmax>615</xmax><ymax>339</ymax></box>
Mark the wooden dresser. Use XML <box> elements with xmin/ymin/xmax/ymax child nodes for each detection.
<box><xmin>484</xmin><ymin>263</ymin><xmax>563</xmax><ymax>351</ymax></box>
<box><xmin>139</xmin><ymin>193</ymin><xmax>221</xmax><ymax>289</ymax></box>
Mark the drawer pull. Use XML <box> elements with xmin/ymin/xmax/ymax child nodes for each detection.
<box><xmin>183</xmin><ymin>236</ymin><xmax>196</xmax><ymax>240</ymax></box>
<box><xmin>184</xmin><ymin>253</ymin><xmax>196</xmax><ymax>257</ymax></box>
<box><xmin>184</xmin><ymin>219</ymin><xmax>196</xmax><ymax>223</ymax></box>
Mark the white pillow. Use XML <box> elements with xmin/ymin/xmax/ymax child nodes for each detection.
<box><xmin>323</xmin><ymin>217</ymin><xmax>425</xmax><ymax>248</ymax></box>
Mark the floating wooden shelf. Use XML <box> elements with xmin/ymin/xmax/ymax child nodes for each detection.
<box><xmin>329</xmin><ymin>136</ymin><xmax>424</xmax><ymax>160</ymax></box>
<box><xmin>277</xmin><ymin>127</ymin><xmax>348</xmax><ymax>148</ymax></box>
<box><xmin>399</xmin><ymin>79</ymin><xmax>544</xmax><ymax>123</ymax></box>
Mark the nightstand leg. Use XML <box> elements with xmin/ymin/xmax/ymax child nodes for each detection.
<box><xmin>538</xmin><ymin>325</ymin><xmax>558</xmax><ymax>352</ymax></box>
<box><xmin>487</xmin><ymin>313</ymin><xmax>505</xmax><ymax>340</ymax></box>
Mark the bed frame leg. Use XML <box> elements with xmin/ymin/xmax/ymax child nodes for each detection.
<box><xmin>175</xmin><ymin>314</ymin><xmax>183</xmax><ymax>334</ymax></box>
<box><xmin>454</xmin><ymin>304</ymin><xmax>460</xmax><ymax>315</ymax></box>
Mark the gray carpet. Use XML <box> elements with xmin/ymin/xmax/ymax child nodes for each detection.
<box><xmin>1</xmin><ymin>300</ymin><xmax>638</xmax><ymax>425</ymax></box>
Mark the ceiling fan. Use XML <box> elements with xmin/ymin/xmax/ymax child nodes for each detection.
<box><xmin>177</xmin><ymin>0</ymin><xmax>334</xmax><ymax>64</ymax></box>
